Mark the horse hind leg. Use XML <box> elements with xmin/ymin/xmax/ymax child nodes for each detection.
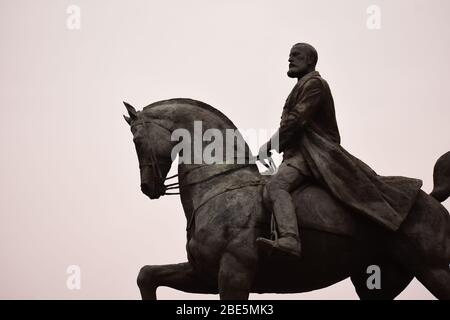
<box><xmin>415</xmin><ymin>266</ymin><xmax>450</xmax><ymax>300</ymax></box>
<box><xmin>388</xmin><ymin>238</ymin><xmax>450</xmax><ymax>299</ymax></box>
<box><xmin>351</xmin><ymin>259</ymin><xmax>413</xmax><ymax>300</ymax></box>
<box><xmin>391</xmin><ymin>191</ymin><xmax>450</xmax><ymax>299</ymax></box>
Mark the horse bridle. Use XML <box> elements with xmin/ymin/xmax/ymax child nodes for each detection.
<box><xmin>131</xmin><ymin>118</ymin><xmax>276</xmax><ymax>197</ymax></box>
<box><xmin>131</xmin><ymin>119</ymin><xmax>180</xmax><ymax>195</ymax></box>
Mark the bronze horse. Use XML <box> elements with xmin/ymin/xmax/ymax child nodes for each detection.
<box><xmin>123</xmin><ymin>98</ymin><xmax>450</xmax><ymax>300</ymax></box>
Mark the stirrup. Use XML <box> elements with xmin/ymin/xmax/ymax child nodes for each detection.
<box><xmin>270</xmin><ymin>213</ymin><xmax>278</xmax><ymax>241</ymax></box>
<box><xmin>256</xmin><ymin>237</ymin><xmax>301</xmax><ymax>259</ymax></box>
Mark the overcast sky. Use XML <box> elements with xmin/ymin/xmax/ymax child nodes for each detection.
<box><xmin>0</xmin><ymin>0</ymin><xmax>449</xmax><ymax>299</ymax></box>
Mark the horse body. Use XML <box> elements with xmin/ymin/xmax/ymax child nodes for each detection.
<box><xmin>180</xmin><ymin>167</ymin><xmax>426</xmax><ymax>299</ymax></box>
<box><xmin>126</xmin><ymin>98</ymin><xmax>450</xmax><ymax>299</ymax></box>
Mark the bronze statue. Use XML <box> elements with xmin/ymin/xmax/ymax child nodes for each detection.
<box><xmin>123</xmin><ymin>44</ymin><xmax>450</xmax><ymax>300</ymax></box>
<box><xmin>256</xmin><ymin>43</ymin><xmax>425</xmax><ymax>259</ymax></box>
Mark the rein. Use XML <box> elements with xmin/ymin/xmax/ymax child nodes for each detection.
<box><xmin>131</xmin><ymin>119</ymin><xmax>274</xmax><ymax>196</ymax></box>
<box><xmin>131</xmin><ymin>117</ymin><xmax>278</xmax><ymax>235</ymax></box>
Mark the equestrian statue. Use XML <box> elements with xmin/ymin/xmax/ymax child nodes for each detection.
<box><xmin>123</xmin><ymin>43</ymin><xmax>450</xmax><ymax>300</ymax></box>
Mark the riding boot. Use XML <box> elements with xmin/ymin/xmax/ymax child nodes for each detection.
<box><xmin>256</xmin><ymin>190</ymin><xmax>302</xmax><ymax>258</ymax></box>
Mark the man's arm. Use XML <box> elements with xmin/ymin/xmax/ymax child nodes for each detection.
<box><xmin>276</xmin><ymin>78</ymin><xmax>323</xmax><ymax>152</ymax></box>
<box><xmin>258</xmin><ymin>78</ymin><xmax>324</xmax><ymax>159</ymax></box>
<box><xmin>258</xmin><ymin>129</ymin><xmax>279</xmax><ymax>160</ymax></box>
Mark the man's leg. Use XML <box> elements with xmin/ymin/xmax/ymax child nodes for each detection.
<box><xmin>257</xmin><ymin>163</ymin><xmax>306</xmax><ymax>257</ymax></box>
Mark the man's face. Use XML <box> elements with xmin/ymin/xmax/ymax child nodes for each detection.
<box><xmin>287</xmin><ymin>47</ymin><xmax>310</xmax><ymax>78</ymax></box>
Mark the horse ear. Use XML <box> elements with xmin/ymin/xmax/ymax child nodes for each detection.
<box><xmin>123</xmin><ymin>101</ymin><xmax>138</xmax><ymax>120</ymax></box>
<box><xmin>123</xmin><ymin>114</ymin><xmax>132</xmax><ymax>125</ymax></box>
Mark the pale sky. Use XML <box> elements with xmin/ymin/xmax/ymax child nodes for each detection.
<box><xmin>0</xmin><ymin>0</ymin><xmax>449</xmax><ymax>299</ymax></box>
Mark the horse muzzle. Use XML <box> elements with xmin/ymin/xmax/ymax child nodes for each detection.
<box><xmin>141</xmin><ymin>182</ymin><xmax>165</xmax><ymax>199</ymax></box>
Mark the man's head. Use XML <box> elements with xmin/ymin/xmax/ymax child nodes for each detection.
<box><xmin>287</xmin><ymin>43</ymin><xmax>318</xmax><ymax>78</ymax></box>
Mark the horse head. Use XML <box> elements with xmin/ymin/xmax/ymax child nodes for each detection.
<box><xmin>123</xmin><ymin>102</ymin><xmax>176</xmax><ymax>199</ymax></box>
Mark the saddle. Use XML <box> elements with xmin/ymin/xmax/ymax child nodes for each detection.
<box><xmin>258</xmin><ymin>159</ymin><xmax>357</xmax><ymax>238</ymax></box>
<box><xmin>289</xmin><ymin>183</ymin><xmax>358</xmax><ymax>237</ymax></box>
<box><xmin>186</xmin><ymin>162</ymin><xmax>358</xmax><ymax>237</ymax></box>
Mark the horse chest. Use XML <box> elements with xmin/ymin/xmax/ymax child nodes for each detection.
<box><xmin>187</xmin><ymin>232</ymin><xmax>224</xmax><ymax>267</ymax></box>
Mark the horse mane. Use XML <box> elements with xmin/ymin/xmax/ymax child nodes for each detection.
<box><xmin>142</xmin><ymin>98</ymin><xmax>239</xmax><ymax>130</ymax></box>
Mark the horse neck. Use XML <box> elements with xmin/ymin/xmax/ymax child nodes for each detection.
<box><xmin>166</xmin><ymin>101</ymin><xmax>254</xmax><ymax>170</ymax></box>
<box><xmin>150</xmin><ymin>100</ymin><xmax>259</xmax><ymax>229</ymax></box>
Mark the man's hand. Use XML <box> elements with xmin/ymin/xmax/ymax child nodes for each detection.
<box><xmin>258</xmin><ymin>142</ymin><xmax>272</xmax><ymax>160</ymax></box>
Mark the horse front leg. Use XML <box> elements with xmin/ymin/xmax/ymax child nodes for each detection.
<box><xmin>218</xmin><ymin>249</ymin><xmax>257</xmax><ymax>300</ymax></box>
<box><xmin>137</xmin><ymin>262</ymin><xmax>217</xmax><ymax>300</ymax></box>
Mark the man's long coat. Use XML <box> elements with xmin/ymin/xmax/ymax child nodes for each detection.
<box><xmin>278</xmin><ymin>71</ymin><xmax>422</xmax><ymax>231</ymax></box>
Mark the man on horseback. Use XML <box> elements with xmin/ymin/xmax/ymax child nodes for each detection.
<box><xmin>256</xmin><ymin>43</ymin><xmax>422</xmax><ymax>258</ymax></box>
<box><xmin>256</xmin><ymin>43</ymin><xmax>339</xmax><ymax>258</ymax></box>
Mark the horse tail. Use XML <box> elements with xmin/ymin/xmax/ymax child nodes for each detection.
<box><xmin>430</xmin><ymin>151</ymin><xmax>450</xmax><ymax>202</ymax></box>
